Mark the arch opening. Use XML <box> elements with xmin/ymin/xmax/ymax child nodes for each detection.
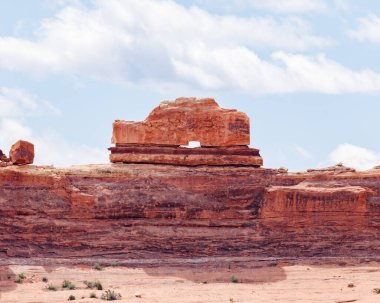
<box><xmin>181</xmin><ymin>141</ymin><xmax>201</xmax><ymax>148</ymax></box>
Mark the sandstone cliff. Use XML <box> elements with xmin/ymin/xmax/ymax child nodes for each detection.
<box><xmin>1</xmin><ymin>164</ymin><xmax>379</xmax><ymax>259</ymax></box>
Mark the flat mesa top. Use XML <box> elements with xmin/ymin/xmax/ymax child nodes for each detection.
<box><xmin>112</xmin><ymin>97</ymin><xmax>250</xmax><ymax>147</ymax></box>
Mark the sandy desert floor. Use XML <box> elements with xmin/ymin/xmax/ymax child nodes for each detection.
<box><xmin>1</xmin><ymin>258</ymin><xmax>380</xmax><ymax>303</ymax></box>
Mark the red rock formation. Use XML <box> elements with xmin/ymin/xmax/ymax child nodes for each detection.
<box><xmin>0</xmin><ymin>149</ymin><xmax>11</xmax><ymax>167</ymax></box>
<box><xmin>9</xmin><ymin>140</ymin><xmax>34</xmax><ymax>165</ymax></box>
<box><xmin>109</xmin><ymin>145</ymin><xmax>263</xmax><ymax>167</ymax></box>
<box><xmin>112</xmin><ymin>97</ymin><xmax>250</xmax><ymax>146</ymax></box>
<box><xmin>1</xmin><ymin>164</ymin><xmax>380</xmax><ymax>260</ymax></box>
<box><xmin>110</xmin><ymin>97</ymin><xmax>262</xmax><ymax>166</ymax></box>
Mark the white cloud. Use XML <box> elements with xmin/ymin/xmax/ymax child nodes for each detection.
<box><xmin>328</xmin><ymin>143</ymin><xmax>380</xmax><ymax>170</ymax></box>
<box><xmin>348</xmin><ymin>14</ymin><xmax>380</xmax><ymax>44</ymax></box>
<box><xmin>270</xmin><ymin>52</ymin><xmax>380</xmax><ymax>93</ymax></box>
<box><xmin>0</xmin><ymin>0</ymin><xmax>379</xmax><ymax>94</ymax></box>
<box><xmin>0</xmin><ymin>87</ymin><xmax>107</xmax><ymax>166</ymax></box>
<box><xmin>32</xmin><ymin>132</ymin><xmax>107</xmax><ymax>167</ymax></box>
<box><xmin>173</xmin><ymin>48</ymin><xmax>380</xmax><ymax>93</ymax></box>
<box><xmin>195</xmin><ymin>0</ymin><xmax>328</xmax><ymax>14</ymax></box>
<box><xmin>248</xmin><ymin>0</ymin><xmax>327</xmax><ymax>13</ymax></box>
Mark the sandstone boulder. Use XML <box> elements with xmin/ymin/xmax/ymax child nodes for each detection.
<box><xmin>9</xmin><ymin>140</ymin><xmax>34</xmax><ymax>165</ymax></box>
<box><xmin>112</xmin><ymin>97</ymin><xmax>250</xmax><ymax>147</ymax></box>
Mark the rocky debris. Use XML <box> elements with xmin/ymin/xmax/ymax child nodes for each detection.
<box><xmin>0</xmin><ymin>149</ymin><xmax>10</xmax><ymax>162</ymax></box>
<box><xmin>1</xmin><ymin>164</ymin><xmax>380</xmax><ymax>259</ymax></box>
<box><xmin>0</xmin><ymin>149</ymin><xmax>11</xmax><ymax>167</ymax></box>
<box><xmin>112</xmin><ymin>97</ymin><xmax>250</xmax><ymax>147</ymax></box>
<box><xmin>9</xmin><ymin>140</ymin><xmax>34</xmax><ymax>165</ymax></box>
<box><xmin>306</xmin><ymin>164</ymin><xmax>356</xmax><ymax>173</ymax></box>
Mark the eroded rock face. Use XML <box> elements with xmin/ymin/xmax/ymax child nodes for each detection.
<box><xmin>109</xmin><ymin>145</ymin><xmax>263</xmax><ymax>167</ymax></box>
<box><xmin>110</xmin><ymin>97</ymin><xmax>263</xmax><ymax>166</ymax></box>
<box><xmin>112</xmin><ymin>97</ymin><xmax>250</xmax><ymax>146</ymax></box>
<box><xmin>0</xmin><ymin>149</ymin><xmax>11</xmax><ymax>167</ymax></box>
<box><xmin>1</xmin><ymin>164</ymin><xmax>380</xmax><ymax>259</ymax></box>
<box><xmin>9</xmin><ymin>140</ymin><xmax>34</xmax><ymax>165</ymax></box>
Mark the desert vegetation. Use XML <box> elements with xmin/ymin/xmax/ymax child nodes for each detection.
<box><xmin>84</xmin><ymin>280</ymin><xmax>103</xmax><ymax>290</ymax></box>
<box><xmin>62</xmin><ymin>279</ymin><xmax>76</xmax><ymax>290</ymax></box>
<box><xmin>101</xmin><ymin>289</ymin><xmax>122</xmax><ymax>301</ymax></box>
<box><xmin>15</xmin><ymin>273</ymin><xmax>26</xmax><ymax>283</ymax></box>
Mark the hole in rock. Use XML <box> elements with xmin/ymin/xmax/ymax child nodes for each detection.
<box><xmin>181</xmin><ymin>141</ymin><xmax>201</xmax><ymax>148</ymax></box>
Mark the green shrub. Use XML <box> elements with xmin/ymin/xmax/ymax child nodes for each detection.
<box><xmin>15</xmin><ymin>273</ymin><xmax>26</xmax><ymax>283</ymax></box>
<box><xmin>101</xmin><ymin>289</ymin><xmax>122</xmax><ymax>300</ymax></box>
<box><xmin>84</xmin><ymin>280</ymin><xmax>102</xmax><ymax>290</ymax></box>
<box><xmin>92</xmin><ymin>263</ymin><xmax>102</xmax><ymax>271</ymax></box>
<box><xmin>42</xmin><ymin>277</ymin><xmax>48</xmax><ymax>282</ymax></box>
<box><xmin>68</xmin><ymin>294</ymin><xmax>76</xmax><ymax>301</ymax></box>
<box><xmin>47</xmin><ymin>283</ymin><xmax>57</xmax><ymax>291</ymax></box>
<box><xmin>94</xmin><ymin>281</ymin><xmax>103</xmax><ymax>290</ymax></box>
<box><xmin>231</xmin><ymin>276</ymin><xmax>238</xmax><ymax>283</ymax></box>
<box><xmin>90</xmin><ymin>292</ymin><xmax>97</xmax><ymax>298</ymax></box>
<box><xmin>62</xmin><ymin>280</ymin><xmax>76</xmax><ymax>290</ymax></box>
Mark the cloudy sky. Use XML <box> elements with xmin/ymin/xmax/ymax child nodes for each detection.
<box><xmin>0</xmin><ymin>0</ymin><xmax>380</xmax><ymax>171</ymax></box>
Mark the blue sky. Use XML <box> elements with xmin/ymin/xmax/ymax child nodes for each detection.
<box><xmin>0</xmin><ymin>0</ymin><xmax>380</xmax><ymax>171</ymax></box>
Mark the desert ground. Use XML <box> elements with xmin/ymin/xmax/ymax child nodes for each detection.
<box><xmin>1</xmin><ymin>258</ymin><xmax>380</xmax><ymax>303</ymax></box>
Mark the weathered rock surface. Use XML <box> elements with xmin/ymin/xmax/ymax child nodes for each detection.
<box><xmin>109</xmin><ymin>145</ymin><xmax>263</xmax><ymax>166</ymax></box>
<box><xmin>9</xmin><ymin>140</ymin><xmax>34</xmax><ymax>165</ymax></box>
<box><xmin>110</xmin><ymin>97</ymin><xmax>263</xmax><ymax>166</ymax></box>
<box><xmin>0</xmin><ymin>149</ymin><xmax>11</xmax><ymax>167</ymax></box>
<box><xmin>112</xmin><ymin>97</ymin><xmax>250</xmax><ymax>146</ymax></box>
<box><xmin>1</xmin><ymin>164</ymin><xmax>380</xmax><ymax>259</ymax></box>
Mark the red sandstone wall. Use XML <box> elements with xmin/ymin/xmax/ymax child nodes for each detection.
<box><xmin>0</xmin><ymin>165</ymin><xmax>380</xmax><ymax>259</ymax></box>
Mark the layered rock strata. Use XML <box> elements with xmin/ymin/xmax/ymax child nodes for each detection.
<box><xmin>1</xmin><ymin>164</ymin><xmax>380</xmax><ymax>259</ymax></box>
<box><xmin>110</xmin><ymin>97</ymin><xmax>263</xmax><ymax>166</ymax></box>
<box><xmin>109</xmin><ymin>145</ymin><xmax>263</xmax><ymax>167</ymax></box>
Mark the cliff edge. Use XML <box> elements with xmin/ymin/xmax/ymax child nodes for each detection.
<box><xmin>1</xmin><ymin>163</ymin><xmax>379</xmax><ymax>259</ymax></box>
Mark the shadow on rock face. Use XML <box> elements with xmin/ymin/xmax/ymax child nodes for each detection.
<box><xmin>141</xmin><ymin>260</ymin><xmax>287</xmax><ymax>284</ymax></box>
<box><xmin>0</xmin><ymin>266</ymin><xmax>17</xmax><ymax>296</ymax></box>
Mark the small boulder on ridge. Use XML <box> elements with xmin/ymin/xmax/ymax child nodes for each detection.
<box><xmin>9</xmin><ymin>140</ymin><xmax>35</xmax><ymax>165</ymax></box>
